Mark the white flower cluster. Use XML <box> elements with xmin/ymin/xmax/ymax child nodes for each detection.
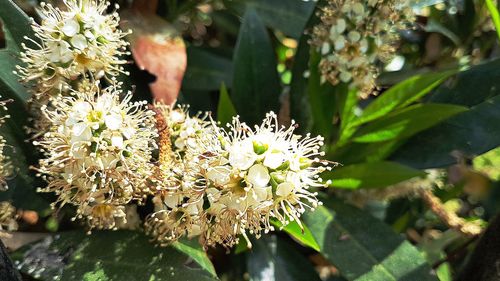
<box><xmin>34</xmin><ymin>85</ymin><xmax>157</xmax><ymax>230</ymax></box>
<box><xmin>147</xmin><ymin>112</ymin><xmax>330</xmax><ymax>248</ymax></box>
<box><xmin>311</xmin><ymin>0</ymin><xmax>415</xmax><ymax>96</ymax></box>
<box><xmin>17</xmin><ymin>0</ymin><xmax>129</xmax><ymax>96</ymax></box>
<box><xmin>17</xmin><ymin>0</ymin><xmax>333</xmax><ymax>246</ymax></box>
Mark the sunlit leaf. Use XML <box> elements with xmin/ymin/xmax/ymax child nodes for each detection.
<box><xmin>11</xmin><ymin>231</ymin><xmax>218</xmax><ymax>281</ymax></box>
<box><xmin>304</xmin><ymin>199</ymin><xmax>438</xmax><ymax>281</ymax></box>
<box><xmin>323</xmin><ymin>161</ymin><xmax>426</xmax><ymax>189</ymax></box>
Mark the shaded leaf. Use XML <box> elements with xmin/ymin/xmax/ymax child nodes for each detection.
<box><xmin>324</xmin><ymin>161</ymin><xmax>426</xmax><ymax>189</ymax></box>
<box><xmin>353</xmin><ymin>104</ymin><xmax>467</xmax><ymax>143</ymax></box>
<box><xmin>306</xmin><ymin>50</ymin><xmax>340</xmax><ymax>140</ymax></box>
<box><xmin>183</xmin><ymin>47</ymin><xmax>233</xmax><ymax>91</ymax></box>
<box><xmin>391</xmin><ymin>95</ymin><xmax>500</xmax><ymax>169</ymax></box>
<box><xmin>225</xmin><ymin>0</ymin><xmax>315</xmax><ymax>39</ymax></box>
<box><xmin>289</xmin><ymin>0</ymin><xmax>324</xmax><ymax>133</ymax></box>
<box><xmin>11</xmin><ymin>231</ymin><xmax>218</xmax><ymax>281</ymax></box>
<box><xmin>247</xmin><ymin>235</ymin><xmax>321</xmax><ymax>281</ymax></box>
<box><xmin>217</xmin><ymin>83</ymin><xmax>237</xmax><ymax>125</ymax></box>
<box><xmin>232</xmin><ymin>8</ymin><xmax>281</xmax><ymax>125</ymax></box>
<box><xmin>303</xmin><ymin>199</ymin><xmax>438</xmax><ymax>281</ymax></box>
<box><xmin>429</xmin><ymin>58</ymin><xmax>500</xmax><ymax>107</ymax></box>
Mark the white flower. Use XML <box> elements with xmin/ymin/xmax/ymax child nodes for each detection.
<box><xmin>35</xmin><ymin>84</ymin><xmax>158</xmax><ymax>230</ymax></box>
<box><xmin>179</xmin><ymin>112</ymin><xmax>330</xmax><ymax>248</ymax></box>
<box><xmin>311</xmin><ymin>0</ymin><xmax>415</xmax><ymax>96</ymax></box>
<box><xmin>17</xmin><ymin>0</ymin><xmax>130</xmax><ymax>96</ymax></box>
<box><xmin>247</xmin><ymin>164</ymin><xmax>270</xmax><ymax>188</ymax></box>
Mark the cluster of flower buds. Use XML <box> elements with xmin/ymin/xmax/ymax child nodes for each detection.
<box><xmin>147</xmin><ymin>111</ymin><xmax>331</xmax><ymax>248</ymax></box>
<box><xmin>311</xmin><ymin>0</ymin><xmax>415</xmax><ymax>96</ymax></box>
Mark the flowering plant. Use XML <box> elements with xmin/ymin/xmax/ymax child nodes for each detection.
<box><xmin>0</xmin><ymin>0</ymin><xmax>498</xmax><ymax>280</ymax></box>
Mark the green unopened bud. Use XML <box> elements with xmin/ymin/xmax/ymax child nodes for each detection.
<box><xmin>276</xmin><ymin>160</ymin><xmax>290</xmax><ymax>170</ymax></box>
<box><xmin>253</xmin><ymin>141</ymin><xmax>269</xmax><ymax>155</ymax></box>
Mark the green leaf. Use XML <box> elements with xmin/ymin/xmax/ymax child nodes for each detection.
<box><xmin>172</xmin><ymin>238</ymin><xmax>217</xmax><ymax>277</ymax></box>
<box><xmin>353</xmin><ymin>104</ymin><xmax>467</xmax><ymax>143</ymax></box>
<box><xmin>217</xmin><ymin>83</ymin><xmax>237</xmax><ymax>125</ymax></box>
<box><xmin>225</xmin><ymin>0</ymin><xmax>315</xmax><ymax>39</ymax></box>
<box><xmin>231</xmin><ymin>8</ymin><xmax>281</xmax><ymax>125</ymax></box>
<box><xmin>337</xmin><ymin>88</ymin><xmax>360</xmax><ymax>145</ymax></box>
<box><xmin>247</xmin><ymin>235</ymin><xmax>321</xmax><ymax>281</ymax></box>
<box><xmin>303</xmin><ymin>199</ymin><xmax>438</xmax><ymax>281</ymax></box>
<box><xmin>486</xmin><ymin>0</ymin><xmax>500</xmax><ymax>41</ymax></box>
<box><xmin>271</xmin><ymin>219</ymin><xmax>320</xmax><ymax>252</ymax></box>
<box><xmin>306</xmin><ymin>50</ymin><xmax>340</xmax><ymax>139</ymax></box>
<box><xmin>12</xmin><ymin>231</ymin><xmax>218</xmax><ymax>281</ymax></box>
<box><xmin>289</xmin><ymin>1</ymin><xmax>324</xmax><ymax>133</ymax></box>
<box><xmin>0</xmin><ymin>0</ymin><xmax>33</xmax><ymax>102</ymax></box>
<box><xmin>351</xmin><ymin>71</ymin><xmax>455</xmax><ymax>127</ymax></box>
<box><xmin>429</xmin><ymin>58</ymin><xmax>500</xmax><ymax>107</ymax></box>
<box><xmin>391</xmin><ymin>94</ymin><xmax>500</xmax><ymax>169</ymax></box>
<box><xmin>324</xmin><ymin>161</ymin><xmax>426</xmax><ymax>189</ymax></box>
<box><xmin>182</xmin><ymin>47</ymin><xmax>233</xmax><ymax>91</ymax></box>
<box><xmin>0</xmin><ymin>0</ymin><xmax>36</xmax><ymax>50</ymax></box>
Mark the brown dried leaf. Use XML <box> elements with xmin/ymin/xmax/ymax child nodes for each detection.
<box><xmin>121</xmin><ymin>9</ymin><xmax>186</xmax><ymax>105</ymax></box>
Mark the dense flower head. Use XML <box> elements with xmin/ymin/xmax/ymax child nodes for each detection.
<box><xmin>34</xmin><ymin>84</ymin><xmax>157</xmax><ymax>230</ymax></box>
<box><xmin>145</xmin><ymin>104</ymin><xmax>211</xmax><ymax>245</ymax></box>
<box><xmin>155</xmin><ymin>103</ymin><xmax>211</xmax><ymax>156</ymax></box>
<box><xmin>146</xmin><ymin>112</ymin><xmax>331</xmax><ymax>248</ymax></box>
<box><xmin>311</xmin><ymin>0</ymin><xmax>415</xmax><ymax>96</ymax></box>
<box><xmin>17</xmin><ymin>0</ymin><xmax>130</xmax><ymax>96</ymax></box>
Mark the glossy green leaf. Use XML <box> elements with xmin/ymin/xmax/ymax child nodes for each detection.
<box><xmin>232</xmin><ymin>8</ymin><xmax>281</xmax><ymax>125</ymax></box>
<box><xmin>306</xmin><ymin>50</ymin><xmax>339</xmax><ymax>140</ymax></box>
<box><xmin>353</xmin><ymin>104</ymin><xmax>467</xmax><ymax>143</ymax></box>
<box><xmin>352</xmin><ymin>71</ymin><xmax>455</xmax><ymax>127</ymax></box>
<box><xmin>247</xmin><ymin>235</ymin><xmax>321</xmax><ymax>281</ymax></box>
<box><xmin>172</xmin><ymin>238</ymin><xmax>217</xmax><ymax>277</ymax></box>
<box><xmin>429</xmin><ymin>58</ymin><xmax>500</xmax><ymax>107</ymax></box>
<box><xmin>182</xmin><ymin>47</ymin><xmax>233</xmax><ymax>91</ymax></box>
<box><xmin>391</xmin><ymin>95</ymin><xmax>500</xmax><ymax>169</ymax></box>
<box><xmin>225</xmin><ymin>0</ymin><xmax>315</xmax><ymax>39</ymax></box>
<box><xmin>271</xmin><ymin>219</ymin><xmax>320</xmax><ymax>252</ymax></box>
<box><xmin>337</xmin><ymin>88</ymin><xmax>361</xmax><ymax>145</ymax></box>
<box><xmin>303</xmin><ymin>199</ymin><xmax>438</xmax><ymax>281</ymax></box>
<box><xmin>289</xmin><ymin>0</ymin><xmax>324</xmax><ymax>133</ymax></box>
<box><xmin>324</xmin><ymin>161</ymin><xmax>426</xmax><ymax>189</ymax></box>
<box><xmin>11</xmin><ymin>231</ymin><xmax>218</xmax><ymax>281</ymax></box>
<box><xmin>0</xmin><ymin>0</ymin><xmax>33</xmax><ymax>102</ymax></box>
<box><xmin>217</xmin><ymin>83</ymin><xmax>237</xmax><ymax>125</ymax></box>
